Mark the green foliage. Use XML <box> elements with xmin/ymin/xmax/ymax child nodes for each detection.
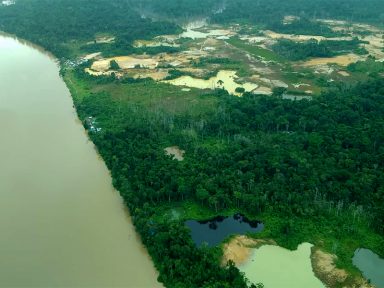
<box><xmin>4</xmin><ymin>1</ymin><xmax>384</xmax><ymax>286</ymax></box>
<box><xmin>135</xmin><ymin>45</ymin><xmax>182</xmax><ymax>55</ymax></box>
<box><xmin>272</xmin><ymin>87</ymin><xmax>287</xmax><ymax>97</ymax></box>
<box><xmin>211</xmin><ymin>0</ymin><xmax>384</xmax><ymax>26</ymax></box>
<box><xmin>192</xmin><ymin>57</ymin><xmax>251</xmax><ymax>77</ymax></box>
<box><xmin>0</xmin><ymin>0</ymin><xmax>180</xmax><ymax>58</ymax></box>
<box><xmin>272</xmin><ymin>39</ymin><xmax>332</xmax><ymax>61</ymax></box>
<box><xmin>164</xmin><ymin>69</ymin><xmax>191</xmax><ymax>80</ymax></box>
<box><xmin>133</xmin><ymin>211</ymin><xmax>250</xmax><ymax>287</ymax></box>
<box><xmin>71</xmin><ymin>65</ymin><xmax>384</xmax><ymax>241</ymax></box>
<box><xmin>227</xmin><ymin>37</ymin><xmax>286</xmax><ymax>62</ymax></box>
<box><xmin>109</xmin><ymin>60</ymin><xmax>120</xmax><ymax>70</ymax></box>
<box><xmin>271</xmin><ymin>38</ymin><xmax>365</xmax><ymax>61</ymax></box>
<box><xmin>133</xmin><ymin>0</ymin><xmax>224</xmax><ymax>20</ymax></box>
<box><xmin>65</xmin><ymin>64</ymin><xmax>384</xmax><ymax>286</ymax></box>
<box><xmin>235</xmin><ymin>87</ymin><xmax>246</xmax><ymax>94</ymax></box>
<box><xmin>348</xmin><ymin>57</ymin><xmax>384</xmax><ymax>76</ymax></box>
<box><xmin>269</xmin><ymin>18</ymin><xmax>344</xmax><ymax>37</ymax></box>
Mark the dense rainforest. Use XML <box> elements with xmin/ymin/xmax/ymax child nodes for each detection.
<box><xmin>271</xmin><ymin>38</ymin><xmax>367</xmax><ymax>61</ymax></box>
<box><xmin>210</xmin><ymin>0</ymin><xmax>384</xmax><ymax>26</ymax></box>
<box><xmin>1</xmin><ymin>0</ymin><xmax>384</xmax><ymax>287</ymax></box>
<box><xmin>132</xmin><ymin>0</ymin><xmax>384</xmax><ymax>27</ymax></box>
<box><xmin>0</xmin><ymin>0</ymin><xmax>180</xmax><ymax>57</ymax></box>
<box><xmin>62</xmin><ymin>63</ymin><xmax>384</xmax><ymax>286</ymax></box>
<box><xmin>72</xmin><ymin>69</ymin><xmax>384</xmax><ymax>238</ymax></box>
<box><xmin>1</xmin><ymin>0</ymin><xmax>384</xmax><ymax>58</ymax></box>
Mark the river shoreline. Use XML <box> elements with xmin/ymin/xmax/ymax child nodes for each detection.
<box><xmin>1</xmin><ymin>27</ymin><xmax>380</xmax><ymax>288</ymax></box>
<box><xmin>0</xmin><ymin>32</ymin><xmax>162</xmax><ymax>287</ymax></box>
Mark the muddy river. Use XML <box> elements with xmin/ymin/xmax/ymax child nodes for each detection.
<box><xmin>0</xmin><ymin>34</ymin><xmax>161</xmax><ymax>287</ymax></box>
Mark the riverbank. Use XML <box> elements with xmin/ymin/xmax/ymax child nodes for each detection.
<box><xmin>0</xmin><ymin>33</ymin><xmax>162</xmax><ymax>287</ymax></box>
<box><xmin>2</xmin><ymin>2</ymin><xmax>384</xmax><ymax>287</ymax></box>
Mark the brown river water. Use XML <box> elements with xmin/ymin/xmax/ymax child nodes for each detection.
<box><xmin>0</xmin><ymin>34</ymin><xmax>161</xmax><ymax>287</ymax></box>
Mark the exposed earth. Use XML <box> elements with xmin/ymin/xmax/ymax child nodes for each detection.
<box><xmin>81</xmin><ymin>18</ymin><xmax>384</xmax><ymax>99</ymax></box>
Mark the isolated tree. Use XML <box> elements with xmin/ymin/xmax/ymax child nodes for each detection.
<box><xmin>109</xmin><ymin>60</ymin><xmax>120</xmax><ymax>70</ymax></box>
<box><xmin>272</xmin><ymin>87</ymin><xmax>287</xmax><ymax>97</ymax></box>
<box><xmin>235</xmin><ymin>87</ymin><xmax>245</xmax><ymax>94</ymax></box>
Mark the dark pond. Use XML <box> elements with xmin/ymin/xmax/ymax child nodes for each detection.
<box><xmin>185</xmin><ymin>213</ymin><xmax>264</xmax><ymax>247</ymax></box>
<box><xmin>353</xmin><ymin>248</ymin><xmax>384</xmax><ymax>288</ymax></box>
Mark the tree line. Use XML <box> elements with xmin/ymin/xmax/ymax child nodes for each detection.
<box><xmin>66</xmin><ymin>65</ymin><xmax>384</xmax><ymax>285</ymax></box>
<box><xmin>0</xmin><ymin>0</ymin><xmax>180</xmax><ymax>58</ymax></box>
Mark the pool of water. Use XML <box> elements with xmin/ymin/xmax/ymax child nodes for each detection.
<box><xmin>163</xmin><ymin>70</ymin><xmax>258</xmax><ymax>95</ymax></box>
<box><xmin>240</xmin><ymin>243</ymin><xmax>324</xmax><ymax>288</ymax></box>
<box><xmin>186</xmin><ymin>213</ymin><xmax>264</xmax><ymax>247</ymax></box>
<box><xmin>353</xmin><ymin>248</ymin><xmax>384</xmax><ymax>287</ymax></box>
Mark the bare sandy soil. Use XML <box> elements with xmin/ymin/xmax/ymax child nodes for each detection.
<box><xmin>87</xmin><ymin>36</ymin><xmax>115</xmax><ymax>45</ymax></box>
<box><xmin>154</xmin><ymin>35</ymin><xmax>179</xmax><ymax>43</ymax></box>
<box><xmin>222</xmin><ymin>236</ymin><xmax>276</xmax><ymax>266</ymax></box>
<box><xmin>84</xmin><ymin>20</ymin><xmax>384</xmax><ymax>99</ymax></box>
<box><xmin>283</xmin><ymin>15</ymin><xmax>300</xmax><ymax>25</ymax></box>
<box><xmin>318</xmin><ymin>19</ymin><xmax>348</xmax><ymax>26</ymax></box>
<box><xmin>317</xmin><ymin>19</ymin><xmax>384</xmax><ymax>60</ymax></box>
<box><xmin>133</xmin><ymin>39</ymin><xmax>180</xmax><ymax>48</ymax></box>
<box><xmin>90</xmin><ymin>49</ymin><xmax>206</xmax><ymax>71</ymax></box>
<box><xmin>311</xmin><ymin>248</ymin><xmax>374</xmax><ymax>288</ymax></box>
<box><xmin>222</xmin><ymin>236</ymin><xmax>374</xmax><ymax>288</ymax></box>
<box><xmin>163</xmin><ymin>70</ymin><xmax>258</xmax><ymax>96</ymax></box>
<box><xmin>92</xmin><ymin>56</ymin><xmax>159</xmax><ymax>71</ymax></box>
<box><xmin>83</xmin><ymin>52</ymin><xmax>101</xmax><ymax>60</ymax></box>
<box><xmin>311</xmin><ymin>248</ymin><xmax>348</xmax><ymax>287</ymax></box>
<box><xmin>361</xmin><ymin>34</ymin><xmax>384</xmax><ymax>60</ymax></box>
<box><xmin>338</xmin><ymin>71</ymin><xmax>351</xmax><ymax>77</ymax></box>
<box><xmin>180</xmin><ymin>28</ymin><xmax>235</xmax><ymax>40</ymax></box>
<box><xmin>301</xmin><ymin>54</ymin><xmax>362</xmax><ymax>67</ymax></box>
<box><xmin>86</xmin><ymin>50</ymin><xmax>206</xmax><ymax>79</ymax></box>
<box><xmin>84</xmin><ymin>68</ymin><xmax>123</xmax><ymax>78</ymax></box>
<box><xmin>308</xmin><ymin>64</ymin><xmax>335</xmax><ymax>75</ymax></box>
<box><xmin>240</xmin><ymin>36</ymin><xmax>269</xmax><ymax>44</ymax></box>
<box><xmin>130</xmin><ymin>69</ymin><xmax>169</xmax><ymax>81</ymax></box>
<box><xmin>263</xmin><ymin>30</ymin><xmax>353</xmax><ymax>42</ymax></box>
<box><xmin>258</xmin><ymin>78</ymin><xmax>289</xmax><ymax>88</ymax></box>
<box><xmin>164</xmin><ymin>146</ymin><xmax>185</xmax><ymax>161</ymax></box>
<box><xmin>252</xmin><ymin>86</ymin><xmax>273</xmax><ymax>95</ymax></box>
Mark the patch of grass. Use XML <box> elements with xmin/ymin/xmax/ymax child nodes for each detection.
<box><xmin>280</xmin><ymin>70</ymin><xmax>302</xmax><ymax>83</ymax></box>
<box><xmin>192</xmin><ymin>57</ymin><xmax>252</xmax><ymax>77</ymax></box>
<box><xmin>92</xmin><ymin>81</ymin><xmax>218</xmax><ymax>116</ymax></box>
<box><xmin>226</xmin><ymin>37</ymin><xmax>287</xmax><ymax>63</ymax></box>
<box><xmin>62</xmin><ymin>69</ymin><xmax>91</xmax><ymax>102</ymax></box>
<box><xmin>63</xmin><ymin>69</ymin><xmax>218</xmax><ymax>117</ymax></box>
